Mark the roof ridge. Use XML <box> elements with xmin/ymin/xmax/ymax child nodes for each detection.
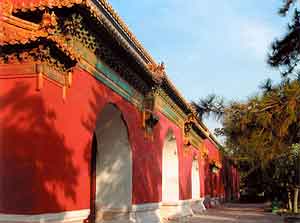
<box><xmin>97</xmin><ymin>0</ymin><xmax>156</xmax><ymax>65</ymax></box>
<box><xmin>2</xmin><ymin>14</ymin><xmax>40</xmax><ymax>30</ymax></box>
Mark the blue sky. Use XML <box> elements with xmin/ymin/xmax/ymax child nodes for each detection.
<box><xmin>109</xmin><ymin>0</ymin><xmax>289</xmax><ymax>131</ymax></box>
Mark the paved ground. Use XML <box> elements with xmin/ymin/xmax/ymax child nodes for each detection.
<box><xmin>190</xmin><ymin>203</ymin><xmax>284</xmax><ymax>223</ymax></box>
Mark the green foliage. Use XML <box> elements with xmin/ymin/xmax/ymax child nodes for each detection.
<box><xmin>269</xmin><ymin>0</ymin><xmax>300</xmax><ymax>78</ymax></box>
<box><xmin>291</xmin><ymin>143</ymin><xmax>300</xmax><ymax>158</ymax></box>
<box><xmin>192</xmin><ymin>94</ymin><xmax>224</xmax><ymax>120</ymax></box>
<box><xmin>259</xmin><ymin>78</ymin><xmax>274</xmax><ymax>93</ymax></box>
<box><xmin>269</xmin><ymin>10</ymin><xmax>300</xmax><ymax>77</ymax></box>
<box><xmin>193</xmin><ymin>0</ymin><xmax>300</xmax><ymax>205</ymax></box>
<box><xmin>222</xmin><ymin>80</ymin><xmax>300</xmax><ymax>169</ymax></box>
<box><xmin>194</xmin><ymin>79</ymin><xmax>300</xmax><ymax>204</ymax></box>
<box><xmin>279</xmin><ymin>0</ymin><xmax>296</xmax><ymax>15</ymax></box>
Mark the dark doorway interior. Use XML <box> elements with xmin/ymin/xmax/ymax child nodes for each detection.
<box><xmin>89</xmin><ymin>134</ymin><xmax>97</xmax><ymax>223</ymax></box>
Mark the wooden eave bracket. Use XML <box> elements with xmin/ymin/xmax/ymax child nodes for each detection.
<box><xmin>35</xmin><ymin>63</ymin><xmax>73</xmax><ymax>101</ymax></box>
<box><xmin>183</xmin><ymin>113</ymin><xmax>196</xmax><ymax>146</ymax></box>
<box><xmin>141</xmin><ymin>89</ymin><xmax>160</xmax><ymax>140</ymax></box>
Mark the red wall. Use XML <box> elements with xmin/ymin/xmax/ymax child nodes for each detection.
<box><xmin>0</xmin><ymin>67</ymin><xmax>195</xmax><ymax>214</ymax></box>
<box><xmin>200</xmin><ymin>139</ymin><xmax>240</xmax><ymax>203</ymax></box>
<box><xmin>203</xmin><ymin>139</ymin><xmax>225</xmax><ymax>198</ymax></box>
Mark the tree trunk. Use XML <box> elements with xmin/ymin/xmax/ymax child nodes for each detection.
<box><xmin>294</xmin><ymin>187</ymin><xmax>299</xmax><ymax>213</ymax></box>
<box><xmin>288</xmin><ymin>190</ymin><xmax>293</xmax><ymax>211</ymax></box>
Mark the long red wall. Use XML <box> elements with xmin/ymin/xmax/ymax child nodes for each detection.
<box><xmin>202</xmin><ymin>139</ymin><xmax>222</xmax><ymax>198</ymax></box>
<box><xmin>0</xmin><ymin>67</ymin><xmax>197</xmax><ymax>214</ymax></box>
<box><xmin>202</xmin><ymin>139</ymin><xmax>240</xmax><ymax>202</ymax></box>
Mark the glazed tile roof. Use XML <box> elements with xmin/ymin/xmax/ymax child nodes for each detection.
<box><xmin>11</xmin><ymin>0</ymin><xmax>157</xmax><ymax>66</ymax></box>
<box><xmin>0</xmin><ymin>13</ymin><xmax>78</xmax><ymax>61</ymax></box>
<box><xmin>0</xmin><ymin>15</ymin><xmax>47</xmax><ymax>45</ymax></box>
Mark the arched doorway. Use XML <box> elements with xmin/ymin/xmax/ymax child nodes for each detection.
<box><xmin>92</xmin><ymin>104</ymin><xmax>132</xmax><ymax>216</ymax></box>
<box><xmin>192</xmin><ymin>159</ymin><xmax>200</xmax><ymax>199</ymax></box>
<box><xmin>162</xmin><ymin>129</ymin><xmax>179</xmax><ymax>202</ymax></box>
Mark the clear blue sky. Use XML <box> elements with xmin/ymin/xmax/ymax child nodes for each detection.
<box><xmin>109</xmin><ymin>0</ymin><xmax>289</xmax><ymax>131</ymax></box>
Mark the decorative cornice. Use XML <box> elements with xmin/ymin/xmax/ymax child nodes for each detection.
<box><xmin>11</xmin><ymin>0</ymin><xmax>157</xmax><ymax>66</ymax></box>
<box><xmin>0</xmin><ymin>62</ymin><xmax>72</xmax><ymax>99</ymax></box>
<box><xmin>0</xmin><ymin>63</ymin><xmax>38</xmax><ymax>76</ymax></box>
<box><xmin>95</xmin><ymin>0</ymin><xmax>156</xmax><ymax>65</ymax></box>
<box><xmin>83</xmin><ymin>0</ymin><xmax>160</xmax><ymax>85</ymax></box>
<box><xmin>12</xmin><ymin>0</ymin><xmax>83</xmax><ymax>12</ymax></box>
<box><xmin>4</xmin><ymin>0</ymin><xmax>220</xmax><ymax>148</ymax></box>
<box><xmin>147</xmin><ymin>62</ymin><xmax>165</xmax><ymax>82</ymax></box>
<box><xmin>0</xmin><ymin>15</ymin><xmax>48</xmax><ymax>45</ymax></box>
<box><xmin>0</xmin><ymin>12</ymin><xmax>144</xmax><ymax>106</ymax></box>
<box><xmin>0</xmin><ymin>12</ymin><xmax>79</xmax><ymax>63</ymax></box>
<box><xmin>200</xmin><ymin>142</ymin><xmax>209</xmax><ymax>159</ymax></box>
<box><xmin>155</xmin><ymin>88</ymin><xmax>186</xmax><ymax>127</ymax></box>
<box><xmin>146</xmin><ymin>88</ymin><xmax>209</xmax><ymax>151</ymax></box>
<box><xmin>162</xmin><ymin>76</ymin><xmax>191</xmax><ymax>114</ymax></box>
<box><xmin>189</xmin><ymin>129</ymin><xmax>203</xmax><ymax>150</ymax></box>
<box><xmin>78</xmin><ymin>54</ymin><xmax>144</xmax><ymax>108</ymax></box>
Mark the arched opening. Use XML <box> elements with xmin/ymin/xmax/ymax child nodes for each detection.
<box><xmin>162</xmin><ymin>129</ymin><xmax>179</xmax><ymax>202</ymax></box>
<box><xmin>192</xmin><ymin>159</ymin><xmax>200</xmax><ymax>199</ymax></box>
<box><xmin>91</xmin><ymin>104</ymin><xmax>132</xmax><ymax>214</ymax></box>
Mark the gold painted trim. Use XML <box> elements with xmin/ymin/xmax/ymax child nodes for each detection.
<box><xmin>78</xmin><ymin>58</ymin><xmax>144</xmax><ymax>109</ymax></box>
<box><xmin>189</xmin><ymin>129</ymin><xmax>203</xmax><ymax>149</ymax></box>
<box><xmin>155</xmin><ymin>89</ymin><xmax>186</xmax><ymax>127</ymax></box>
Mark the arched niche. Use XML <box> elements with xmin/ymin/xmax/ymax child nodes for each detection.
<box><xmin>162</xmin><ymin>129</ymin><xmax>179</xmax><ymax>202</ymax></box>
<box><xmin>191</xmin><ymin>158</ymin><xmax>200</xmax><ymax>199</ymax></box>
<box><xmin>93</xmin><ymin>104</ymin><xmax>132</xmax><ymax>210</ymax></box>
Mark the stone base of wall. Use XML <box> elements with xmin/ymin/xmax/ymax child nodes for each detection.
<box><xmin>96</xmin><ymin>201</ymin><xmax>196</xmax><ymax>223</ymax></box>
<box><xmin>191</xmin><ymin>198</ymin><xmax>206</xmax><ymax>215</ymax></box>
<box><xmin>159</xmin><ymin>200</ymin><xmax>193</xmax><ymax>223</ymax></box>
<box><xmin>132</xmin><ymin>203</ymin><xmax>161</xmax><ymax>223</ymax></box>
<box><xmin>0</xmin><ymin>200</ymin><xmax>203</xmax><ymax>223</ymax></box>
<box><xmin>96</xmin><ymin>208</ymin><xmax>131</xmax><ymax>223</ymax></box>
<box><xmin>96</xmin><ymin>201</ymin><xmax>192</xmax><ymax>223</ymax></box>
<box><xmin>94</xmin><ymin>203</ymin><xmax>161</xmax><ymax>223</ymax></box>
<box><xmin>0</xmin><ymin>209</ymin><xmax>90</xmax><ymax>223</ymax></box>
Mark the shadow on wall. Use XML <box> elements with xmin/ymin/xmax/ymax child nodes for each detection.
<box><xmin>0</xmin><ymin>81</ymin><xmax>78</xmax><ymax>215</ymax></box>
<box><xmin>82</xmin><ymin>87</ymin><xmax>105</xmax><ymax>222</ymax></box>
<box><xmin>222</xmin><ymin>158</ymin><xmax>231</xmax><ymax>202</ymax></box>
<box><xmin>82</xmin><ymin>86</ymin><xmax>162</xmax><ymax>222</ymax></box>
<box><xmin>222</xmin><ymin>158</ymin><xmax>236</xmax><ymax>202</ymax></box>
<box><xmin>204</xmin><ymin>158</ymin><xmax>212</xmax><ymax>197</ymax></box>
<box><xmin>94</xmin><ymin>104</ymin><xmax>132</xmax><ymax>210</ymax></box>
<box><xmin>82</xmin><ymin>88</ymin><xmax>133</xmax><ymax>221</ymax></box>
